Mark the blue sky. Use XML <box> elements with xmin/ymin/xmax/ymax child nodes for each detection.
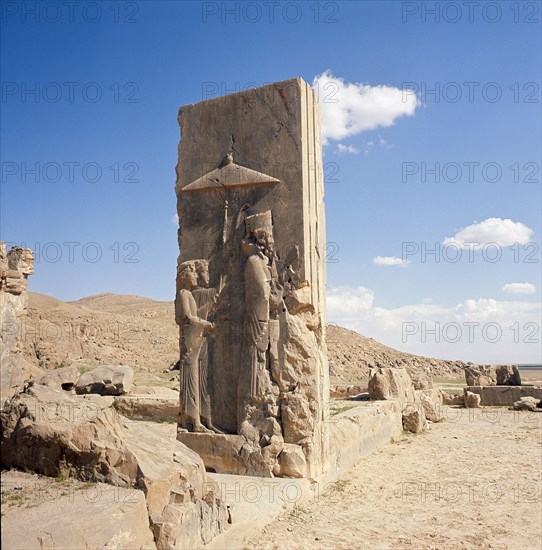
<box><xmin>1</xmin><ymin>1</ymin><xmax>541</xmax><ymax>363</ymax></box>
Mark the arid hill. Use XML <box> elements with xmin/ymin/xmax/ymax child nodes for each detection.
<box><xmin>22</xmin><ymin>292</ymin><xmax>466</xmax><ymax>384</ymax></box>
<box><xmin>327</xmin><ymin>325</ymin><xmax>467</xmax><ymax>383</ymax></box>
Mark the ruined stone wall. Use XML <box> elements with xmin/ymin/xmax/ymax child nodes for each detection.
<box><xmin>175</xmin><ymin>78</ymin><xmax>329</xmax><ymax>478</ymax></box>
<box><xmin>0</xmin><ymin>242</ymin><xmax>35</xmax><ymax>405</ymax></box>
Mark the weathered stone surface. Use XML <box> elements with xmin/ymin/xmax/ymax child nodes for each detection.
<box><xmin>327</xmin><ymin>401</ymin><xmax>403</xmax><ymax>481</ymax></box>
<box><xmin>464</xmin><ymin>364</ymin><xmax>522</xmax><ymax>386</ymax></box>
<box><xmin>496</xmin><ymin>364</ymin><xmax>522</xmax><ymax>386</ymax></box>
<box><xmin>115</xmin><ymin>392</ymin><xmax>179</xmax><ymax>422</ymax></box>
<box><xmin>0</xmin><ymin>242</ymin><xmax>39</xmax><ymax>406</ymax></box>
<box><xmin>417</xmin><ymin>388</ymin><xmax>443</xmax><ymax>422</ymax></box>
<box><xmin>464</xmin><ymin>391</ymin><xmax>481</xmax><ymax>408</ymax></box>
<box><xmin>174</xmin><ymin>79</ymin><xmax>329</xmax><ymax>478</ymax></box>
<box><xmin>75</xmin><ymin>364</ymin><xmax>134</xmax><ymax>395</ymax></box>
<box><xmin>277</xmin><ymin>443</ymin><xmax>307</xmax><ymax>478</ymax></box>
<box><xmin>37</xmin><ymin>364</ymin><xmax>80</xmax><ymax>390</ymax></box>
<box><xmin>402</xmin><ymin>402</ymin><xmax>426</xmax><ymax>433</ymax></box>
<box><xmin>1</xmin><ymin>471</ymin><xmax>156</xmax><ymax>550</ymax></box>
<box><xmin>408</xmin><ymin>367</ymin><xmax>434</xmax><ymax>390</ymax></box>
<box><xmin>464</xmin><ymin>365</ymin><xmax>498</xmax><ymax>386</ymax></box>
<box><xmin>0</xmin><ymin>385</ymin><xmax>228</xmax><ymax>549</ymax></box>
<box><xmin>442</xmin><ymin>391</ymin><xmax>465</xmax><ymax>406</ymax></box>
<box><xmin>465</xmin><ymin>385</ymin><xmax>542</xmax><ymax>406</ymax></box>
<box><xmin>177</xmin><ymin>432</ymin><xmax>246</xmax><ymax>475</ymax></box>
<box><xmin>368</xmin><ymin>367</ymin><xmax>416</xmax><ymax>402</ymax></box>
<box><xmin>511</xmin><ymin>396</ymin><xmax>541</xmax><ymax>411</ymax></box>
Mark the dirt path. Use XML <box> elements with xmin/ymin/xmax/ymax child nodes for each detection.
<box><xmin>247</xmin><ymin>407</ymin><xmax>542</xmax><ymax>550</ymax></box>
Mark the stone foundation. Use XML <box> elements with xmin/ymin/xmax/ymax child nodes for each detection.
<box><xmin>464</xmin><ymin>385</ymin><xmax>542</xmax><ymax>406</ymax></box>
<box><xmin>178</xmin><ymin>399</ymin><xmax>405</xmax><ymax>485</ymax></box>
<box><xmin>177</xmin><ymin>433</ymin><xmax>247</xmax><ymax>476</ymax></box>
<box><xmin>326</xmin><ymin>401</ymin><xmax>403</xmax><ymax>482</ymax></box>
<box><xmin>177</xmin><ymin>431</ymin><xmax>308</xmax><ymax>479</ymax></box>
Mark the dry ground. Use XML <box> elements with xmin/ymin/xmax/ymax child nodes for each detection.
<box><xmin>247</xmin><ymin>407</ymin><xmax>542</xmax><ymax>550</ymax></box>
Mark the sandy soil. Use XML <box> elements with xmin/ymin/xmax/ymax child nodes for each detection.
<box><xmin>247</xmin><ymin>408</ymin><xmax>542</xmax><ymax>550</ymax></box>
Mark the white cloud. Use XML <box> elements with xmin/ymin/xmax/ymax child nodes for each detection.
<box><xmin>312</xmin><ymin>70</ymin><xmax>420</xmax><ymax>144</ymax></box>
<box><xmin>326</xmin><ymin>286</ymin><xmax>542</xmax><ymax>364</ymax></box>
<box><xmin>337</xmin><ymin>143</ymin><xmax>359</xmax><ymax>155</ymax></box>
<box><xmin>378</xmin><ymin>134</ymin><xmax>393</xmax><ymax>149</ymax></box>
<box><xmin>373</xmin><ymin>256</ymin><xmax>409</xmax><ymax>267</ymax></box>
<box><xmin>443</xmin><ymin>218</ymin><xmax>534</xmax><ymax>249</ymax></box>
<box><xmin>172</xmin><ymin>213</ymin><xmax>179</xmax><ymax>225</ymax></box>
<box><xmin>502</xmin><ymin>282</ymin><xmax>536</xmax><ymax>295</ymax></box>
<box><xmin>327</xmin><ymin>286</ymin><xmax>374</xmax><ymax>318</ymax></box>
<box><xmin>360</xmin><ymin>136</ymin><xmax>393</xmax><ymax>155</ymax></box>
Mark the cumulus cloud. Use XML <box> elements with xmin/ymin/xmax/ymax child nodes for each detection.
<box><xmin>337</xmin><ymin>143</ymin><xmax>359</xmax><ymax>155</ymax></box>
<box><xmin>373</xmin><ymin>256</ymin><xmax>409</xmax><ymax>267</ymax></box>
<box><xmin>443</xmin><ymin>218</ymin><xmax>534</xmax><ymax>249</ymax></box>
<box><xmin>327</xmin><ymin>286</ymin><xmax>374</xmax><ymax>318</ymax></box>
<box><xmin>312</xmin><ymin>70</ymin><xmax>420</xmax><ymax>144</ymax></box>
<box><xmin>326</xmin><ymin>286</ymin><xmax>541</xmax><ymax>364</ymax></box>
<box><xmin>172</xmin><ymin>213</ymin><xmax>179</xmax><ymax>225</ymax></box>
<box><xmin>502</xmin><ymin>282</ymin><xmax>536</xmax><ymax>295</ymax></box>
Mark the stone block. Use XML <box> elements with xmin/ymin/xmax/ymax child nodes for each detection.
<box><xmin>37</xmin><ymin>364</ymin><xmax>80</xmax><ymax>391</ymax></box>
<box><xmin>277</xmin><ymin>443</ymin><xmax>306</xmax><ymax>478</ymax></box>
<box><xmin>511</xmin><ymin>396</ymin><xmax>541</xmax><ymax>411</ymax></box>
<box><xmin>465</xmin><ymin>385</ymin><xmax>542</xmax><ymax>406</ymax></box>
<box><xmin>496</xmin><ymin>365</ymin><xmax>521</xmax><ymax>385</ymax></box>
<box><xmin>368</xmin><ymin>367</ymin><xmax>416</xmax><ymax>402</ymax></box>
<box><xmin>75</xmin><ymin>364</ymin><xmax>134</xmax><ymax>395</ymax></box>
<box><xmin>1</xmin><ymin>385</ymin><xmax>228</xmax><ymax>548</ymax></box>
<box><xmin>464</xmin><ymin>364</ymin><xmax>522</xmax><ymax>386</ymax></box>
<box><xmin>1</xmin><ymin>474</ymin><xmax>156</xmax><ymax>550</ymax></box>
<box><xmin>327</xmin><ymin>401</ymin><xmax>403</xmax><ymax>481</ymax></box>
<box><xmin>177</xmin><ymin>431</ymin><xmax>246</xmax><ymax>476</ymax></box>
<box><xmin>464</xmin><ymin>391</ymin><xmax>481</xmax><ymax>408</ymax></box>
<box><xmin>442</xmin><ymin>392</ymin><xmax>465</xmax><ymax>406</ymax></box>
<box><xmin>417</xmin><ymin>388</ymin><xmax>443</xmax><ymax>421</ymax></box>
<box><xmin>464</xmin><ymin>365</ymin><xmax>497</xmax><ymax>386</ymax></box>
<box><xmin>114</xmin><ymin>394</ymin><xmax>180</xmax><ymax>422</ymax></box>
<box><xmin>402</xmin><ymin>402</ymin><xmax>426</xmax><ymax>433</ymax></box>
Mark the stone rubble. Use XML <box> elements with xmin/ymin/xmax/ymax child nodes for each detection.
<box><xmin>0</xmin><ymin>384</ymin><xmax>228</xmax><ymax>549</ymax></box>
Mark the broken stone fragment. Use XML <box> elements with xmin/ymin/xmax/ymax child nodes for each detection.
<box><xmin>417</xmin><ymin>389</ymin><xmax>443</xmax><ymax>422</ymax></box>
<box><xmin>511</xmin><ymin>396</ymin><xmax>541</xmax><ymax>411</ymax></box>
<box><xmin>464</xmin><ymin>365</ymin><xmax>497</xmax><ymax>386</ymax></box>
<box><xmin>1</xmin><ymin>473</ymin><xmax>156</xmax><ymax>550</ymax></box>
<box><xmin>75</xmin><ymin>364</ymin><xmax>134</xmax><ymax>395</ymax></box>
<box><xmin>495</xmin><ymin>364</ymin><xmax>522</xmax><ymax>386</ymax></box>
<box><xmin>402</xmin><ymin>402</ymin><xmax>426</xmax><ymax>433</ymax></box>
<box><xmin>277</xmin><ymin>443</ymin><xmax>306</xmax><ymax>478</ymax></box>
<box><xmin>463</xmin><ymin>364</ymin><xmax>521</xmax><ymax>387</ymax></box>
<box><xmin>37</xmin><ymin>364</ymin><xmax>80</xmax><ymax>391</ymax></box>
<box><xmin>442</xmin><ymin>391</ymin><xmax>465</xmax><ymax>406</ymax></box>
<box><xmin>1</xmin><ymin>384</ymin><xmax>228</xmax><ymax>548</ymax></box>
<box><xmin>464</xmin><ymin>391</ymin><xmax>481</xmax><ymax>408</ymax></box>
<box><xmin>368</xmin><ymin>367</ymin><xmax>416</xmax><ymax>402</ymax></box>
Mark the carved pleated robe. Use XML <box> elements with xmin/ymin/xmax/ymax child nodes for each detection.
<box><xmin>177</xmin><ymin>288</ymin><xmax>209</xmax><ymax>424</ymax></box>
